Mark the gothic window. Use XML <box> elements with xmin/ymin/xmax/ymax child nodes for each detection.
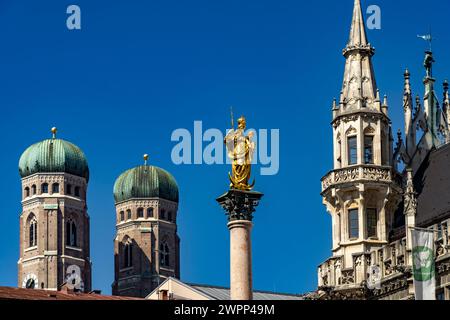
<box><xmin>24</xmin><ymin>187</ymin><xmax>30</xmax><ymax>198</ymax></box>
<box><xmin>364</xmin><ymin>135</ymin><xmax>374</xmax><ymax>164</ymax></box>
<box><xmin>366</xmin><ymin>208</ymin><xmax>377</xmax><ymax>238</ymax></box>
<box><xmin>168</xmin><ymin>211</ymin><xmax>172</xmax><ymax>222</ymax></box>
<box><xmin>74</xmin><ymin>186</ymin><xmax>80</xmax><ymax>197</ymax></box>
<box><xmin>66</xmin><ymin>220</ymin><xmax>77</xmax><ymax>247</ymax></box>
<box><xmin>160</xmin><ymin>243</ymin><xmax>170</xmax><ymax>267</ymax></box>
<box><xmin>127</xmin><ymin>209</ymin><xmax>132</xmax><ymax>220</ymax></box>
<box><xmin>160</xmin><ymin>209</ymin><xmax>166</xmax><ymax>220</ymax></box>
<box><xmin>28</xmin><ymin>214</ymin><xmax>37</xmax><ymax>247</ymax></box>
<box><xmin>347</xmin><ymin>136</ymin><xmax>357</xmax><ymax>165</ymax></box>
<box><xmin>137</xmin><ymin>208</ymin><xmax>144</xmax><ymax>218</ymax></box>
<box><xmin>348</xmin><ymin>208</ymin><xmax>359</xmax><ymax>239</ymax></box>
<box><xmin>41</xmin><ymin>183</ymin><xmax>49</xmax><ymax>194</ymax></box>
<box><xmin>124</xmin><ymin>242</ymin><xmax>133</xmax><ymax>268</ymax></box>
<box><xmin>147</xmin><ymin>207</ymin><xmax>154</xmax><ymax>218</ymax></box>
<box><xmin>31</xmin><ymin>185</ymin><xmax>36</xmax><ymax>195</ymax></box>
<box><xmin>66</xmin><ymin>184</ymin><xmax>72</xmax><ymax>195</ymax></box>
<box><xmin>52</xmin><ymin>183</ymin><xmax>60</xmax><ymax>194</ymax></box>
<box><xmin>120</xmin><ymin>211</ymin><xmax>124</xmax><ymax>221</ymax></box>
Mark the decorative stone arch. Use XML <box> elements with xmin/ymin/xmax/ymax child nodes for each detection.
<box><xmin>346</xmin><ymin>126</ymin><xmax>357</xmax><ymax>136</ymax></box>
<box><xmin>364</xmin><ymin>125</ymin><xmax>375</xmax><ymax>135</ymax></box>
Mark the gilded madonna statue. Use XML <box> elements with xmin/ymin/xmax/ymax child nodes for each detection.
<box><xmin>224</xmin><ymin>115</ymin><xmax>255</xmax><ymax>191</ymax></box>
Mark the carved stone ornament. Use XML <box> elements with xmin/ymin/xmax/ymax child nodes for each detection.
<box><xmin>216</xmin><ymin>189</ymin><xmax>263</xmax><ymax>222</ymax></box>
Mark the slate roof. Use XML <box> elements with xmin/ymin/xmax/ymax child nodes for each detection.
<box><xmin>414</xmin><ymin>142</ymin><xmax>450</xmax><ymax>226</ymax></box>
<box><xmin>188</xmin><ymin>283</ymin><xmax>304</xmax><ymax>300</ymax></box>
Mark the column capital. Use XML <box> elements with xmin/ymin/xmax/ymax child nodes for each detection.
<box><xmin>216</xmin><ymin>189</ymin><xmax>263</xmax><ymax>222</ymax></box>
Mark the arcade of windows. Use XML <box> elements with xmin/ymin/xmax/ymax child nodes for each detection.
<box><xmin>23</xmin><ymin>183</ymin><xmax>82</xmax><ymax>199</ymax></box>
<box><xmin>347</xmin><ymin>208</ymin><xmax>378</xmax><ymax>240</ymax></box>
<box><xmin>118</xmin><ymin>207</ymin><xmax>174</xmax><ymax>223</ymax></box>
<box><xmin>346</xmin><ymin>135</ymin><xmax>374</xmax><ymax>165</ymax></box>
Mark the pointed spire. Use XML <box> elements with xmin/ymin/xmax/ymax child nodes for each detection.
<box><xmin>404</xmin><ymin>69</ymin><xmax>411</xmax><ymax>95</ymax></box>
<box><xmin>443</xmin><ymin>80</ymin><xmax>449</xmax><ymax>110</ymax></box>
<box><xmin>347</xmin><ymin>0</ymin><xmax>368</xmax><ymax>48</ymax></box>
<box><xmin>382</xmin><ymin>95</ymin><xmax>388</xmax><ymax>107</ymax></box>
<box><xmin>336</xmin><ymin>0</ymin><xmax>378</xmax><ymax>117</ymax></box>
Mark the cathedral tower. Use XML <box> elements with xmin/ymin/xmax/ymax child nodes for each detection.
<box><xmin>18</xmin><ymin>128</ymin><xmax>92</xmax><ymax>292</ymax></box>
<box><xmin>112</xmin><ymin>155</ymin><xmax>180</xmax><ymax>298</ymax></box>
<box><xmin>320</xmin><ymin>0</ymin><xmax>402</xmax><ymax>286</ymax></box>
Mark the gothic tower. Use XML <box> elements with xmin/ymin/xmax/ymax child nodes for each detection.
<box><xmin>112</xmin><ymin>155</ymin><xmax>180</xmax><ymax>298</ymax></box>
<box><xmin>319</xmin><ymin>0</ymin><xmax>402</xmax><ymax>286</ymax></box>
<box><xmin>18</xmin><ymin>128</ymin><xmax>92</xmax><ymax>292</ymax></box>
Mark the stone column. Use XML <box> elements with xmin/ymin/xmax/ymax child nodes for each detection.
<box><xmin>228</xmin><ymin>220</ymin><xmax>253</xmax><ymax>300</ymax></box>
<box><xmin>217</xmin><ymin>189</ymin><xmax>263</xmax><ymax>301</ymax></box>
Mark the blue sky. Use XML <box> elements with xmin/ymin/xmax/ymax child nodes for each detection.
<box><xmin>0</xmin><ymin>0</ymin><xmax>450</xmax><ymax>295</ymax></box>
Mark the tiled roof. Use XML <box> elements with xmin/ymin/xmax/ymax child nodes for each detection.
<box><xmin>0</xmin><ymin>286</ymin><xmax>143</xmax><ymax>300</ymax></box>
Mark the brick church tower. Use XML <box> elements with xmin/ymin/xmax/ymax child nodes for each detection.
<box><xmin>112</xmin><ymin>155</ymin><xmax>180</xmax><ymax>298</ymax></box>
<box><xmin>18</xmin><ymin>128</ymin><xmax>92</xmax><ymax>292</ymax></box>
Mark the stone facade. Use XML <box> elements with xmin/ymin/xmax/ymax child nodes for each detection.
<box><xmin>18</xmin><ymin>172</ymin><xmax>91</xmax><ymax>292</ymax></box>
<box><xmin>318</xmin><ymin>0</ymin><xmax>450</xmax><ymax>300</ymax></box>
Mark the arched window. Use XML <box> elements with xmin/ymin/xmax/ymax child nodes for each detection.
<box><xmin>66</xmin><ymin>220</ymin><xmax>77</xmax><ymax>247</ymax></box>
<box><xmin>124</xmin><ymin>241</ymin><xmax>133</xmax><ymax>268</ymax></box>
<box><xmin>74</xmin><ymin>186</ymin><xmax>80</xmax><ymax>197</ymax></box>
<box><xmin>364</xmin><ymin>135</ymin><xmax>374</xmax><ymax>164</ymax></box>
<box><xmin>348</xmin><ymin>208</ymin><xmax>359</xmax><ymax>239</ymax></box>
<box><xmin>137</xmin><ymin>208</ymin><xmax>144</xmax><ymax>218</ymax></box>
<box><xmin>160</xmin><ymin>242</ymin><xmax>170</xmax><ymax>267</ymax></box>
<box><xmin>147</xmin><ymin>208</ymin><xmax>154</xmax><ymax>218</ymax></box>
<box><xmin>24</xmin><ymin>187</ymin><xmax>30</xmax><ymax>198</ymax></box>
<box><xmin>347</xmin><ymin>136</ymin><xmax>357</xmax><ymax>165</ymax></box>
<box><xmin>66</xmin><ymin>184</ymin><xmax>72</xmax><ymax>195</ymax></box>
<box><xmin>31</xmin><ymin>185</ymin><xmax>36</xmax><ymax>195</ymax></box>
<box><xmin>126</xmin><ymin>209</ymin><xmax>132</xmax><ymax>220</ymax></box>
<box><xmin>28</xmin><ymin>214</ymin><xmax>38</xmax><ymax>247</ymax></box>
<box><xmin>41</xmin><ymin>183</ymin><xmax>49</xmax><ymax>194</ymax></box>
<box><xmin>52</xmin><ymin>183</ymin><xmax>60</xmax><ymax>194</ymax></box>
<box><xmin>160</xmin><ymin>209</ymin><xmax>166</xmax><ymax>220</ymax></box>
<box><xmin>119</xmin><ymin>211</ymin><xmax>124</xmax><ymax>221</ymax></box>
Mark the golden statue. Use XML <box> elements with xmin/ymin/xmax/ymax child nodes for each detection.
<box><xmin>224</xmin><ymin>114</ymin><xmax>255</xmax><ymax>191</ymax></box>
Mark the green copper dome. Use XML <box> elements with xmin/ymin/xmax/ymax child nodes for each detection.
<box><xmin>19</xmin><ymin>138</ymin><xmax>89</xmax><ymax>181</ymax></box>
<box><xmin>113</xmin><ymin>165</ymin><xmax>179</xmax><ymax>203</ymax></box>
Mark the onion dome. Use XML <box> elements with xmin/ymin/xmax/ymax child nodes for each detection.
<box><xmin>113</xmin><ymin>154</ymin><xmax>179</xmax><ymax>203</ymax></box>
<box><xmin>18</xmin><ymin>128</ymin><xmax>89</xmax><ymax>181</ymax></box>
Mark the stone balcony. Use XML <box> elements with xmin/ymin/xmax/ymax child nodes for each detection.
<box><xmin>321</xmin><ymin>165</ymin><xmax>401</xmax><ymax>194</ymax></box>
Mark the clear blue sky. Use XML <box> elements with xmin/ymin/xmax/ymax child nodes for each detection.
<box><xmin>0</xmin><ymin>0</ymin><xmax>449</xmax><ymax>295</ymax></box>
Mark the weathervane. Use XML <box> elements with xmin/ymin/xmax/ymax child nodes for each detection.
<box><xmin>417</xmin><ymin>27</ymin><xmax>433</xmax><ymax>52</ymax></box>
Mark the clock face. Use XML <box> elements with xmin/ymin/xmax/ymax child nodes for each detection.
<box><xmin>22</xmin><ymin>274</ymin><xmax>38</xmax><ymax>289</ymax></box>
